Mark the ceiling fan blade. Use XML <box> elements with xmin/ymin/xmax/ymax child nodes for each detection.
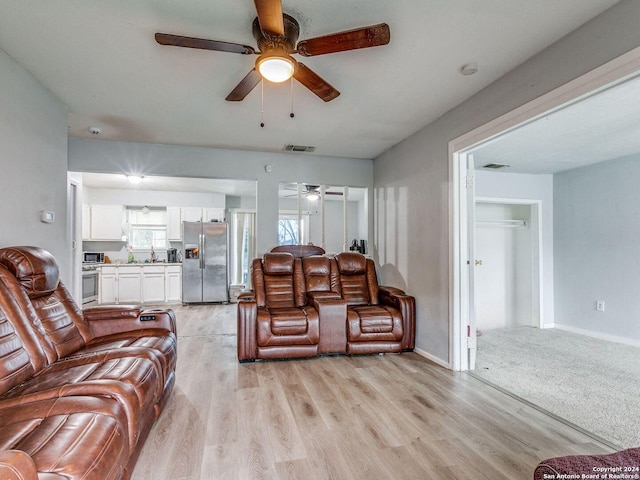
<box><xmin>294</xmin><ymin>63</ymin><xmax>340</xmax><ymax>102</ymax></box>
<box><xmin>253</xmin><ymin>0</ymin><xmax>284</xmax><ymax>36</ymax></box>
<box><xmin>297</xmin><ymin>23</ymin><xmax>390</xmax><ymax>57</ymax></box>
<box><xmin>155</xmin><ymin>33</ymin><xmax>255</xmax><ymax>55</ymax></box>
<box><xmin>226</xmin><ymin>69</ymin><xmax>262</xmax><ymax>101</ymax></box>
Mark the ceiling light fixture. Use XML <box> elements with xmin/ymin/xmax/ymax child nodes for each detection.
<box><xmin>256</xmin><ymin>53</ymin><xmax>296</xmax><ymax>83</ymax></box>
<box><xmin>460</xmin><ymin>62</ymin><xmax>478</xmax><ymax>76</ymax></box>
<box><xmin>306</xmin><ymin>192</ymin><xmax>320</xmax><ymax>201</ymax></box>
<box><xmin>127</xmin><ymin>175</ymin><xmax>143</xmax><ymax>184</ymax></box>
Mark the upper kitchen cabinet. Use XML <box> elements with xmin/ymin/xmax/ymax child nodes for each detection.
<box><xmin>167</xmin><ymin>207</ymin><xmax>182</xmax><ymax>241</ymax></box>
<box><xmin>181</xmin><ymin>207</ymin><xmax>203</xmax><ymax>223</ymax></box>
<box><xmin>166</xmin><ymin>207</ymin><xmax>226</xmax><ymax>241</ymax></box>
<box><xmin>86</xmin><ymin>204</ymin><xmax>125</xmax><ymax>241</ymax></box>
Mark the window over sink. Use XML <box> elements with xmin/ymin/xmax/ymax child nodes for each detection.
<box><xmin>127</xmin><ymin>207</ymin><xmax>167</xmax><ymax>250</ymax></box>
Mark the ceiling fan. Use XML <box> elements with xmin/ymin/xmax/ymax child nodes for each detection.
<box><xmin>283</xmin><ymin>184</ymin><xmax>343</xmax><ymax>198</ymax></box>
<box><xmin>155</xmin><ymin>0</ymin><xmax>390</xmax><ymax>102</ymax></box>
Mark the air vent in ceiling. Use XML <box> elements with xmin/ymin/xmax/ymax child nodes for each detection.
<box><xmin>482</xmin><ymin>163</ymin><xmax>510</xmax><ymax>169</ymax></box>
<box><xmin>284</xmin><ymin>144</ymin><xmax>316</xmax><ymax>153</ymax></box>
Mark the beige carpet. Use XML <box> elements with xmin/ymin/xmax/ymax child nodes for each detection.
<box><xmin>473</xmin><ymin>327</ymin><xmax>640</xmax><ymax>449</ymax></box>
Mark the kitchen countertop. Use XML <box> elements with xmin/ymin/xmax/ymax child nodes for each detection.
<box><xmin>100</xmin><ymin>262</ymin><xmax>182</xmax><ymax>267</ymax></box>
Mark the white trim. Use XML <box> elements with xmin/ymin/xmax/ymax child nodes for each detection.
<box><xmin>551</xmin><ymin>323</ymin><xmax>640</xmax><ymax>348</ymax></box>
<box><xmin>414</xmin><ymin>347</ymin><xmax>451</xmax><ymax>369</ymax></box>
<box><xmin>449</xmin><ymin>45</ymin><xmax>640</xmax><ymax>372</ymax></box>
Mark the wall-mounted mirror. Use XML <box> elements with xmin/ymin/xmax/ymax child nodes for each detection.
<box><xmin>278</xmin><ymin>183</ymin><xmax>368</xmax><ymax>255</ymax></box>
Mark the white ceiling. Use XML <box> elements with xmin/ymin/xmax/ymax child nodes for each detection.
<box><xmin>0</xmin><ymin>0</ymin><xmax>620</xmax><ymax>160</ymax></box>
<box><xmin>471</xmin><ymin>73</ymin><xmax>640</xmax><ymax>174</ymax></box>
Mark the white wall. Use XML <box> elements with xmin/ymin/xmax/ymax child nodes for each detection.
<box><xmin>68</xmin><ymin>138</ymin><xmax>373</xmax><ymax>255</ymax></box>
<box><xmin>475</xmin><ymin>171</ymin><xmax>554</xmax><ymax>326</ymax></box>
<box><xmin>554</xmin><ymin>156</ymin><xmax>640</xmax><ymax>343</ymax></box>
<box><xmin>0</xmin><ymin>49</ymin><xmax>70</xmax><ymax>281</ymax></box>
<box><xmin>84</xmin><ymin>187</ymin><xmax>226</xmax><ymax>209</ymax></box>
<box><xmin>373</xmin><ymin>0</ymin><xmax>640</xmax><ymax>364</ymax></box>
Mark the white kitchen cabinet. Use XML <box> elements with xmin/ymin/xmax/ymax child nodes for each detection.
<box><xmin>181</xmin><ymin>207</ymin><xmax>203</xmax><ymax>222</ymax></box>
<box><xmin>203</xmin><ymin>207</ymin><xmax>225</xmax><ymax>223</ymax></box>
<box><xmin>165</xmin><ymin>265</ymin><xmax>182</xmax><ymax>303</ymax></box>
<box><xmin>99</xmin><ymin>266</ymin><xmax>117</xmax><ymax>304</ymax></box>
<box><xmin>98</xmin><ymin>264</ymin><xmax>181</xmax><ymax>305</ymax></box>
<box><xmin>118</xmin><ymin>267</ymin><xmax>142</xmax><ymax>303</ymax></box>
<box><xmin>82</xmin><ymin>204</ymin><xmax>91</xmax><ymax>240</ymax></box>
<box><xmin>142</xmin><ymin>266</ymin><xmax>166</xmax><ymax>303</ymax></box>
<box><xmin>89</xmin><ymin>205</ymin><xmax>125</xmax><ymax>241</ymax></box>
<box><xmin>167</xmin><ymin>207</ymin><xmax>182</xmax><ymax>241</ymax></box>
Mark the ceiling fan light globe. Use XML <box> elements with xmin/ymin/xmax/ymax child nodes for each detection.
<box><xmin>257</xmin><ymin>55</ymin><xmax>295</xmax><ymax>83</ymax></box>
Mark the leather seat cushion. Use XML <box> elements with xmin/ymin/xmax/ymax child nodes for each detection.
<box><xmin>75</xmin><ymin>331</ymin><xmax>177</xmax><ymax>385</ymax></box>
<box><xmin>0</xmin><ymin>396</ymin><xmax>129</xmax><ymax>480</ymax></box>
<box><xmin>270</xmin><ymin>308</ymin><xmax>308</xmax><ymax>336</ymax></box>
<box><xmin>351</xmin><ymin>306</ymin><xmax>394</xmax><ymax>333</ymax></box>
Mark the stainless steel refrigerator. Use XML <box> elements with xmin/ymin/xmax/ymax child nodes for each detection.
<box><xmin>182</xmin><ymin>221</ymin><xmax>229</xmax><ymax>304</ymax></box>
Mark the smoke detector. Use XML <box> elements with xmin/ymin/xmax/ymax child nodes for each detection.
<box><xmin>88</xmin><ymin>126</ymin><xmax>102</xmax><ymax>135</ymax></box>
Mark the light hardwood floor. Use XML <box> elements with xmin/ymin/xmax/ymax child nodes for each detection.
<box><xmin>131</xmin><ymin>304</ymin><xmax>613</xmax><ymax>480</ymax></box>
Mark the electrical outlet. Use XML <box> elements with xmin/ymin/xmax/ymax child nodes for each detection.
<box><xmin>596</xmin><ymin>301</ymin><xmax>605</xmax><ymax>312</ymax></box>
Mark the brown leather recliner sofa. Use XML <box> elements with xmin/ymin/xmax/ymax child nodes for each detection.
<box><xmin>237</xmin><ymin>251</ymin><xmax>415</xmax><ymax>362</ymax></box>
<box><xmin>0</xmin><ymin>246</ymin><xmax>177</xmax><ymax>480</ymax></box>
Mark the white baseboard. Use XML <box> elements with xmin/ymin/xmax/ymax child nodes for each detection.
<box><xmin>549</xmin><ymin>323</ymin><xmax>640</xmax><ymax>348</ymax></box>
<box><xmin>413</xmin><ymin>347</ymin><xmax>451</xmax><ymax>369</ymax></box>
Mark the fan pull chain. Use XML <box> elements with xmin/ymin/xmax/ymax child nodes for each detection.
<box><xmin>290</xmin><ymin>77</ymin><xmax>295</xmax><ymax>118</ymax></box>
<box><xmin>260</xmin><ymin>78</ymin><xmax>265</xmax><ymax>128</ymax></box>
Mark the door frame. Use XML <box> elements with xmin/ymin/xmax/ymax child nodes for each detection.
<box><xmin>449</xmin><ymin>45</ymin><xmax>640</xmax><ymax>371</ymax></box>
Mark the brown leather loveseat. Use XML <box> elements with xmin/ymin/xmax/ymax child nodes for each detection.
<box><xmin>237</xmin><ymin>251</ymin><xmax>415</xmax><ymax>362</ymax></box>
<box><xmin>0</xmin><ymin>246</ymin><xmax>177</xmax><ymax>480</ymax></box>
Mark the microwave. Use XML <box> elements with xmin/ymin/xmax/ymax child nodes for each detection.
<box><xmin>83</xmin><ymin>252</ymin><xmax>104</xmax><ymax>263</ymax></box>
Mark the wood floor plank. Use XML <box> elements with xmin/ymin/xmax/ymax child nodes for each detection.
<box><xmin>132</xmin><ymin>304</ymin><xmax>614</xmax><ymax>480</ymax></box>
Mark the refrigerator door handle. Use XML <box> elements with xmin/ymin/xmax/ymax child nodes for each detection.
<box><xmin>199</xmin><ymin>234</ymin><xmax>205</xmax><ymax>270</ymax></box>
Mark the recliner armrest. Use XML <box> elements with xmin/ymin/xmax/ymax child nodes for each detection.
<box><xmin>237</xmin><ymin>297</ymin><xmax>257</xmax><ymax>362</ymax></box>
<box><xmin>378</xmin><ymin>286</ymin><xmax>416</xmax><ymax>351</ymax></box>
<box><xmin>83</xmin><ymin>305</ymin><xmax>142</xmax><ymax>321</ymax></box>
<box><xmin>83</xmin><ymin>307</ymin><xmax>176</xmax><ymax>337</ymax></box>
<box><xmin>0</xmin><ymin>450</ymin><xmax>38</xmax><ymax>480</ymax></box>
<box><xmin>237</xmin><ymin>290</ymin><xmax>256</xmax><ymax>302</ymax></box>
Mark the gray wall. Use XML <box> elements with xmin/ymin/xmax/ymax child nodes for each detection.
<box><xmin>554</xmin><ymin>156</ymin><xmax>640</xmax><ymax>342</ymax></box>
<box><xmin>373</xmin><ymin>0</ymin><xmax>640</xmax><ymax>363</ymax></box>
<box><xmin>68</xmin><ymin>138</ymin><xmax>373</xmax><ymax>255</ymax></box>
<box><xmin>0</xmin><ymin>49</ymin><xmax>70</xmax><ymax>280</ymax></box>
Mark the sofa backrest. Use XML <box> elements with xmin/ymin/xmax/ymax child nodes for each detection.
<box><xmin>301</xmin><ymin>256</ymin><xmax>339</xmax><ymax>294</ymax></box>
<box><xmin>0</xmin><ymin>264</ymin><xmax>57</xmax><ymax>370</ymax></box>
<box><xmin>252</xmin><ymin>252</ymin><xmax>305</xmax><ymax>309</ymax></box>
<box><xmin>334</xmin><ymin>253</ymin><xmax>379</xmax><ymax>306</ymax></box>
<box><xmin>0</xmin><ymin>247</ymin><xmax>91</xmax><ymax>360</ymax></box>
<box><xmin>0</xmin><ymin>266</ymin><xmax>39</xmax><ymax>395</ymax></box>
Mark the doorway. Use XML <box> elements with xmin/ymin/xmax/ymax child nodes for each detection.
<box><xmin>449</xmin><ymin>46</ymin><xmax>640</xmax><ymax>372</ymax></box>
<box><xmin>474</xmin><ymin>200</ymin><xmax>541</xmax><ymax>335</ymax></box>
